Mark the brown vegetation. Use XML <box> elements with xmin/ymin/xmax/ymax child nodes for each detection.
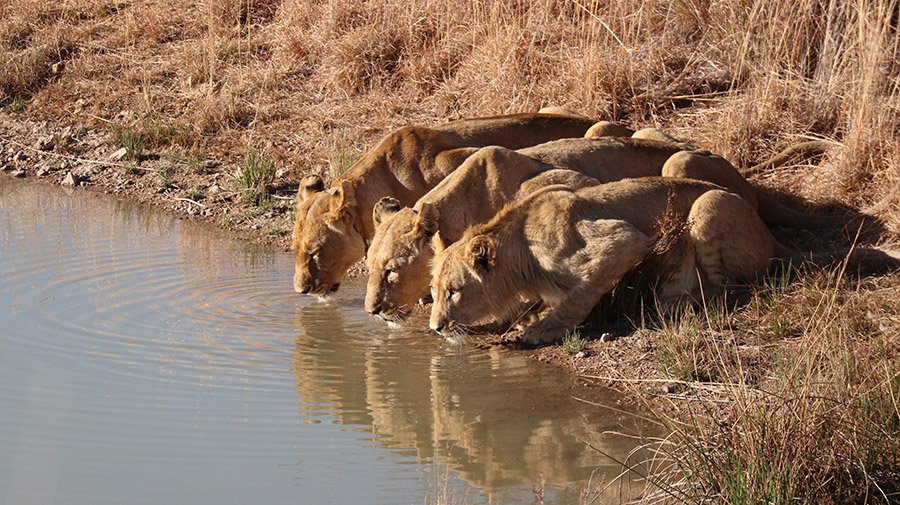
<box><xmin>1</xmin><ymin>0</ymin><xmax>897</xmax><ymax>228</ymax></box>
<box><xmin>2</xmin><ymin>0</ymin><xmax>898</xmax><ymax>503</ymax></box>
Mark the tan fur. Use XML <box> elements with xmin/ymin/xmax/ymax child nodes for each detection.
<box><xmin>631</xmin><ymin>127</ymin><xmax>695</xmax><ymax>148</ymax></box>
<box><xmin>536</xmin><ymin>106</ymin><xmax>589</xmax><ymax>119</ymax></box>
<box><xmin>290</xmin><ymin>113</ymin><xmax>596</xmax><ymax>294</ymax></box>
<box><xmin>584</xmin><ymin>121</ymin><xmax>635</xmax><ymax>138</ymax></box>
<box><xmin>364</xmin><ymin>137</ymin><xmax>687</xmax><ymax>320</ymax></box>
<box><xmin>428</xmin><ymin>178</ymin><xmax>778</xmax><ymax>343</ymax></box>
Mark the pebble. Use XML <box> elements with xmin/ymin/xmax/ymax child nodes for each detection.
<box><xmin>663</xmin><ymin>383</ymin><xmax>678</xmax><ymax>394</ymax></box>
<box><xmin>61</xmin><ymin>173</ymin><xmax>80</xmax><ymax>186</ymax></box>
<box><xmin>600</xmin><ymin>332</ymin><xmax>616</xmax><ymax>343</ymax></box>
<box><xmin>109</xmin><ymin>147</ymin><xmax>128</xmax><ymax>161</ymax></box>
<box><xmin>10</xmin><ymin>169</ymin><xmax>26</xmax><ymax>178</ymax></box>
<box><xmin>36</xmin><ymin>166</ymin><xmax>51</xmax><ymax>177</ymax></box>
<box><xmin>35</xmin><ymin>135</ymin><xmax>54</xmax><ymax>151</ymax></box>
<box><xmin>13</xmin><ymin>152</ymin><xmax>27</xmax><ymax>162</ymax></box>
<box><xmin>574</xmin><ymin>351</ymin><xmax>587</xmax><ymax>359</ymax></box>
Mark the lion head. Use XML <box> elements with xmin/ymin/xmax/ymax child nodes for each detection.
<box><xmin>364</xmin><ymin>198</ymin><xmax>440</xmax><ymax>322</ymax></box>
<box><xmin>291</xmin><ymin>175</ymin><xmax>367</xmax><ymax>295</ymax></box>
<box><xmin>429</xmin><ymin>231</ymin><xmax>526</xmax><ymax>339</ymax></box>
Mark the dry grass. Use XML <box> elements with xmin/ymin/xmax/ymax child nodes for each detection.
<box><xmin>1</xmin><ymin>0</ymin><xmax>896</xmax><ymax>223</ymax></box>
<box><xmin>634</xmin><ymin>266</ymin><xmax>900</xmax><ymax>504</ymax></box>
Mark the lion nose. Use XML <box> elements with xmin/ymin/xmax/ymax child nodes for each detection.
<box><xmin>368</xmin><ymin>305</ymin><xmax>381</xmax><ymax>316</ymax></box>
<box><xmin>430</xmin><ymin>321</ymin><xmax>445</xmax><ymax>334</ymax></box>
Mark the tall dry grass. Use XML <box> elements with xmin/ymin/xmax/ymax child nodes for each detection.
<box><xmin>639</xmin><ymin>266</ymin><xmax>900</xmax><ymax>504</ymax></box>
<box><xmin>1</xmin><ymin>0</ymin><xmax>896</xmax><ymax>227</ymax></box>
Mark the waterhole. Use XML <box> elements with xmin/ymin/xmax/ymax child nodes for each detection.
<box><xmin>0</xmin><ymin>177</ymin><xmax>652</xmax><ymax>504</ymax></box>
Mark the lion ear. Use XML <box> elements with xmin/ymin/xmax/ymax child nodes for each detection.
<box><xmin>417</xmin><ymin>201</ymin><xmax>440</xmax><ymax>237</ymax></box>
<box><xmin>298</xmin><ymin>175</ymin><xmax>325</xmax><ymax>202</ymax></box>
<box><xmin>468</xmin><ymin>235</ymin><xmax>495</xmax><ymax>271</ymax></box>
<box><xmin>432</xmin><ymin>230</ymin><xmax>447</xmax><ymax>254</ymax></box>
<box><xmin>328</xmin><ymin>179</ymin><xmax>356</xmax><ymax>215</ymax></box>
<box><xmin>373</xmin><ymin>197</ymin><xmax>402</xmax><ymax>227</ymax></box>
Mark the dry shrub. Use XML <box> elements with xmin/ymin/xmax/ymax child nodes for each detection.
<box><xmin>0</xmin><ymin>0</ymin><xmax>896</xmax><ymax>224</ymax></box>
<box><xmin>203</xmin><ymin>0</ymin><xmax>281</xmax><ymax>36</ymax></box>
<box><xmin>0</xmin><ymin>25</ymin><xmax>74</xmax><ymax>102</ymax></box>
<box><xmin>640</xmin><ymin>270</ymin><xmax>900</xmax><ymax>504</ymax></box>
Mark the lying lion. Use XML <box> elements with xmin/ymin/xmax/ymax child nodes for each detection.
<box><xmin>428</xmin><ymin>178</ymin><xmax>895</xmax><ymax>344</ymax></box>
<box><xmin>290</xmin><ymin>112</ymin><xmax>597</xmax><ymax>295</ymax></box>
<box><xmin>365</xmin><ymin>139</ymin><xmax>839</xmax><ymax>323</ymax></box>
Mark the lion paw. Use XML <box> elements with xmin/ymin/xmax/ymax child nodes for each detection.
<box><xmin>521</xmin><ymin>324</ymin><xmax>564</xmax><ymax>345</ymax></box>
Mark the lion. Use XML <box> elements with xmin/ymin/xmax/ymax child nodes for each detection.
<box><xmin>429</xmin><ymin>177</ymin><xmax>898</xmax><ymax>344</ymax></box>
<box><xmin>364</xmin><ymin>138</ymin><xmax>839</xmax><ymax>322</ymax></box>
<box><xmin>427</xmin><ymin>178</ymin><xmax>788</xmax><ymax>343</ymax></box>
<box><xmin>290</xmin><ymin>112</ymin><xmax>598</xmax><ymax>295</ymax></box>
<box><xmin>364</xmin><ymin>138</ymin><xmax>689</xmax><ymax>321</ymax></box>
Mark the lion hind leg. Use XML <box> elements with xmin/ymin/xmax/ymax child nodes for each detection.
<box><xmin>682</xmin><ymin>190</ymin><xmax>775</xmax><ymax>299</ymax></box>
<box><xmin>522</xmin><ymin>219</ymin><xmax>653</xmax><ymax>344</ymax></box>
<box><xmin>661</xmin><ymin>151</ymin><xmax>759</xmax><ymax>209</ymax></box>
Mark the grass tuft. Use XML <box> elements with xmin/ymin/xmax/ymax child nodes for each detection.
<box><xmin>238</xmin><ymin>145</ymin><xmax>276</xmax><ymax>206</ymax></box>
<box><xmin>562</xmin><ymin>328</ymin><xmax>587</xmax><ymax>356</ymax></box>
<box><xmin>111</xmin><ymin>124</ymin><xmax>145</xmax><ymax>161</ymax></box>
<box><xmin>155</xmin><ymin>163</ymin><xmax>174</xmax><ymax>189</ymax></box>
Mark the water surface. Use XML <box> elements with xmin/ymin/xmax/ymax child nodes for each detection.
<box><xmin>0</xmin><ymin>176</ymin><xmax>650</xmax><ymax>504</ymax></box>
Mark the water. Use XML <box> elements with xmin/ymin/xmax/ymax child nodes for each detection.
<box><xmin>0</xmin><ymin>176</ymin><xmax>651</xmax><ymax>504</ymax></box>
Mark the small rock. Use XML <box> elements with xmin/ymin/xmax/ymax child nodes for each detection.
<box><xmin>58</xmin><ymin>126</ymin><xmax>73</xmax><ymax>145</ymax></box>
<box><xmin>275</xmin><ymin>167</ymin><xmax>289</xmax><ymax>179</ymax></box>
<box><xmin>51</xmin><ymin>61</ymin><xmax>64</xmax><ymax>74</ymax></box>
<box><xmin>208</xmin><ymin>184</ymin><xmax>222</xmax><ymax>196</ymax></box>
<box><xmin>10</xmin><ymin>169</ymin><xmax>26</xmax><ymax>178</ymax></box>
<box><xmin>663</xmin><ymin>383</ymin><xmax>678</xmax><ymax>394</ymax></box>
<box><xmin>204</xmin><ymin>159</ymin><xmax>219</xmax><ymax>169</ymax></box>
<box><xmin>13</xmin><ymin>152</ymin><xmax>27</xmax><ymax>162</ymax></box>
<box><xmin>0</xmin><ymin>163</ymin><xmax>10</xmax><ymax>171</ymax></box>
<box><xmin>36</xmin><ymin>135</ymin><xmax>54</xmax><ymax>151</ymax></box>
<box><xmin>61</xmin><ymin>173</ymin><xmax>80</xmax><ymax>186</ymax></box>
<box><xmin>109</xmin><ymin>147</ymin><xmax>128</xmax><ymax>161</ymax></box>
<box><xmin>574</xmin><ymin>351</ymin><xmax>587</xmax><ymax>359</ymax></box>
<box><xmin>36</xmin><ymin>166</ymin><xmax>50</xmax><ymax>177</ymax></box>
<box><xmin>600</xmin><ymin>332</ymin><xmax>616</xmax><ymax>343</ymax></box>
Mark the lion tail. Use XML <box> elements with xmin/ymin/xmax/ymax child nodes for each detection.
<box><xmin>742</xmin><ymin>140</ymin><xmax>834</xmax><ymax>177</ymax></box>
<box><xmin>773</xmin><ymin>242</ymin><xmax>900</xmax><ymax>277</ymax></box>
<box><xmin>756</xmin><ymin>194</ymin><xmax>850</xmax><ymax>229</ymax></box>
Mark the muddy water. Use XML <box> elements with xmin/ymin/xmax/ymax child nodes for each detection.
<box><xmin>0</xmin><ymin>177</ymin><xmax>651</xmax><ymax>504</ymax></box>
